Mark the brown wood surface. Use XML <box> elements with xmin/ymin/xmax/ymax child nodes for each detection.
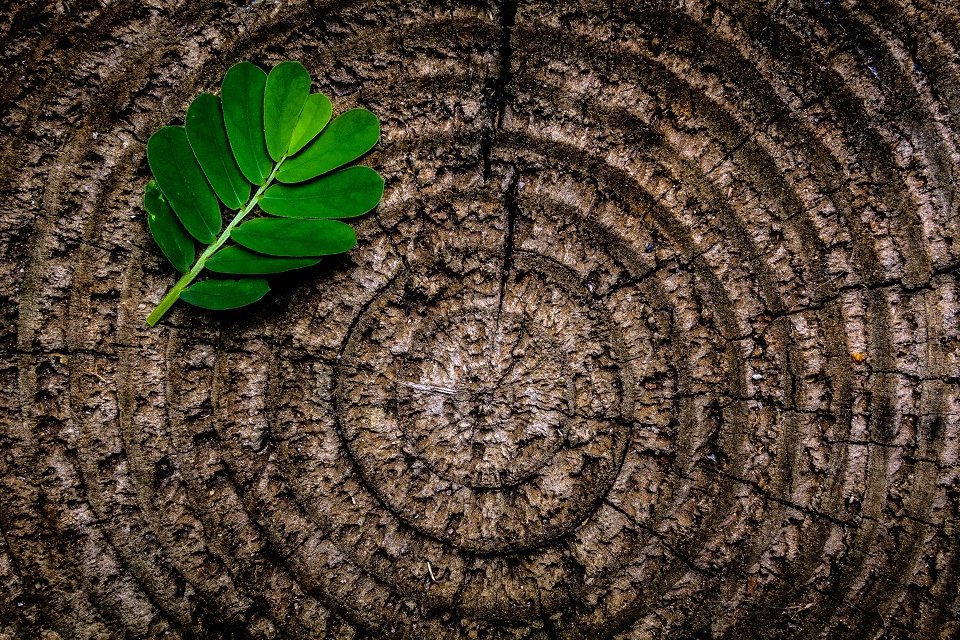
<box><xmin>0</xmin><ymin>0</ymin><xmax>958</xmax><ymax>638</ymax></box>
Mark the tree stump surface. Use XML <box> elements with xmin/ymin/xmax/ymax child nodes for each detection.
<box><xmin>1</xmin><ymin>1</ymin><xmax>958</xmax><ymax>638</ymax></box>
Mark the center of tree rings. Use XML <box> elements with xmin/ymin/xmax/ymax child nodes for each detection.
<box><xmin>334</xmin><ymin>249</ymin><xmax>633</xmax><ymax>553</ymax></box>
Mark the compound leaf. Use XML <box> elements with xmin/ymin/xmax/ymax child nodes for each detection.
<box><xmin>147</xmin><ymin>125</ymin><xmax>221</xmax><ymax>243</ymax></box>
<box><xmin>144</xmin><ymin>59</ymin><xmax>384</xmax><ymax>325</ymax></box>
<box><xmin>287</xmin><ymin>92</ymin><xmax>332</xmax><ymax>156</ymax></box>
<box><xmin>206</xmin><ymin>245</ymin><xmax>321</xmax><ymax>274</ymax></box>
<box><xmin>264</xmin><ymin>60</ymin><xmax>311</xmax><ymax>161</ymax></box>
<box><xmin>260</xmin><ymin>166</ymin><xmax>384</xmax><ymax>219</ymax></box>
<box><xmin>180</xmin><ymin>278</ymin><xmax>270</xmax><ymax>310</ymax></box>
<box><xmin>144</xmin><ymin>180</ymin><xmax>194</xmax><ymax>272</ymax></box>
<box><xmin>277</xmin><ymin>108</ymin><xmax>380</xmax><ymax>183</ymax></box>
<box><xmin>222</xmin><ymin>61</ymin><xmax>272</xmax><ymax>185</ymax></box>
<box><xmin>231</xmin><ymin>218</ymin><xmax>357</xmax><ymax>256</ymax></box>
<box><xmin>186</xmin><ymin>92</ymin><xmax>250</xmax><ymax>209</ymax></box>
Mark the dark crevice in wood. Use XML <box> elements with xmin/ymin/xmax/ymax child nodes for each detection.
<box><xmin>496</xmin><ymin>170</ymin><xmax>520</xmax><ymax>321</ymax></box>
<box><xmin>481</xmin><ymin>0</ymin><xmax>519</xmax><ymax>180</ymax></box>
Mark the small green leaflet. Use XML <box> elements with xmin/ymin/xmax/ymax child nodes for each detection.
<box><xmin>232</xmin><ymin>218</ymin><xmax>357</xmax><ymax>257</ymax></box>
<box><xmin>288</xmin><ymin>93</ymin><xmax>332</xmax><ymax>156</ymax></box>
<box><xmin>147</xmin><ymin>126</ymin><xmax>221</xmax><ymax>243</ymax></box>
<box><xmin>186</xmin><ymin>93</ymin><xmax>250</xmax><ymax>209</ymax></box>
<box><xmin>277</xmin><ymin>109</ymin><xmax>380</xmax><ymax>183</ymax></box>
<box><xmin>222</xmin><ymin>62</ymin><xmax>272</xmax><ymax>185</ymax></box>
<box><xmin>206</xmin><ymin>246</ymin><xmax>320</xmax><ymax>275</ymax></box>
<box><xmin>264</xmin><ymin>61</ymin><xmax>312</xmax><ymax>161</ymax></box>
<box><xmin>260</xmin><ymin>166</ymin><xmax>384</xmax><ymax>218</ymax></box>
<box><xmin>181</xmin><ymin>278</ymin><xmax>270</xmax><ymax>310</ymax></box>
<box><xmin>143</xmin><ymin>60</ymin><xmax>383</xmax><ymax>327</ymax></box>
<box><xmin>144</xmin><ymin>181</ymin><xmax>194</xmax><ymax>273</ymax></box>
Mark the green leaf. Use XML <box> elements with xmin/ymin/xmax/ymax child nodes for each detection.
<box><xmin>180</xmin><ymin>278</ymin><xmax>270</xmax><ymax>310</ymax></box>
<box><xmin>260</xmin><ymin>166</ymin><xmax>384</xmax><ymax>219</ymax></box>
<box><xmin>264</xmin><ymin>60</ymin><xmax>311</xmax><ymax>161</ymax></box>
<box><xmin>277</xmin><ymin>109</ymin><xmax>380</xmax><ymax>183</ymax></box>
<box><xmin>287</xmin><ymin>93</ymin><xmax>332</xmax><ymax>156</ymax></box>
<box><xmin>144</xmin><ymin>59</ymin><xmax>384</xmax><ymax>327</ymax></box>
<box><xmin>146</xmin><ymin>126</ymin><xmax>221</xmax><ymax>244</ymax></box>
<box><xmin>231</xmin><ymin>218</ymin><xmax>357</xmax><ymax>256</ymax></box>
<box><xmin>186</xmin><ymin>93</ymin><xmax>251</xmax><ymax>210</ymax></box>
<box><xmin>206</xmin><ymin>245</ymin><xmax>320</xmax><ymax>274</ymax></box>
<box><xmin>222</xmin><ymin>61</ymin><xmax>272</xmax><ymax>185</ymax></box>
<box><xmin>144</xmin><ymin>180</ymin><xmax>194</xmax><ymax>272</ymax></box>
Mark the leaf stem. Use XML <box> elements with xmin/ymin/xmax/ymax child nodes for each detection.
<box><xmin>146</xmin><ymin>157</ymin><xmax>286</xmax><ymax>326</ymax></box>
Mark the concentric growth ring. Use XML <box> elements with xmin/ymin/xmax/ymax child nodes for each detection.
<box><xmin>334</xmin><ymin>250</ymin><xmax>631</xmax><ymax>553</ymax></box>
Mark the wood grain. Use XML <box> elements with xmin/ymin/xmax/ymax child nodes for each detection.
<box><xmin>0</xmin><ymin>0</ymin><xmax>957</xmax><ymax>638</ymax></box>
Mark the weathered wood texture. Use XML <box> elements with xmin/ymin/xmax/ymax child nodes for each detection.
<box><xmin>1</xmin><ymin>0</ymin><xmax>959</xmax><ymax>638</ymax></box>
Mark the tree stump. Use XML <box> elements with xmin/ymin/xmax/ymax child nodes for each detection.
<box><xmin>0</xmin><ymin>0</ymin><xmax>958</xmax><ymax>638</ymax></box>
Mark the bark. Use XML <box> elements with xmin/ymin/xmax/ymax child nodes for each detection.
<box><xmin>0</xmin><ymin>0</ymin><xmax>958</xmax><ymax>638</ymax></box>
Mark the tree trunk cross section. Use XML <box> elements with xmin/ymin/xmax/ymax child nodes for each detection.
<box><xmin>0</xmin><ymin>0</ymin><xmax>957</xmax><ymax>638</ymax></box>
